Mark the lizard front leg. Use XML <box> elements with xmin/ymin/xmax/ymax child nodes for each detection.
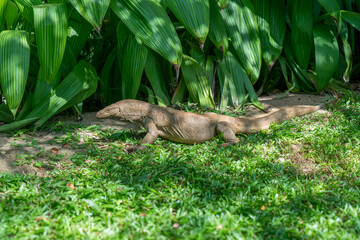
<box><xmin>141</xmin><ymin>117</ymin><xmax>159</xmax><ymax>144</ymax></box>
<box><xmin>216</xmin><ymin>122</ymin><xmax>239</xmax><ymax>145</ymax></box>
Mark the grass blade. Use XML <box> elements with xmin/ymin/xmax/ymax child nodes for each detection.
<box><xmin>313</xmin><ymin>24</ymin><xmax>339</xmax><ymax>91</ymax></box>
<box><xmin>0</xmin><ymin>30</ymin><xmax>30</xmax><ymax>116</ymax></box>
<box><xmin>33</xmin><ymin>3</ymin><xmax>68</xmax><ymax>83</ymax></box>
<box><xmin>111</xmin><ymin>0</ymin><xmax>182</xmax><ymax>67</ymax></box>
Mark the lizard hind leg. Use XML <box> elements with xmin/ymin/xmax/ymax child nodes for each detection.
<box><xmin>216</xmin><ymin>122</ymin><xmax>239</xmax><ymax>145</ymax></box>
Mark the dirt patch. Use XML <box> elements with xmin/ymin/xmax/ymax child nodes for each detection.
<box><xmin>0</xmin><ymin>93</ymin><xmax>332</xmax><ymax>176</ymax></box>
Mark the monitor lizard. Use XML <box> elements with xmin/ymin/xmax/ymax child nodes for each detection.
<box><xmin>96</xmin><ymin>99</ymin><xmax>329</xmax><ymax>145</ymax></box>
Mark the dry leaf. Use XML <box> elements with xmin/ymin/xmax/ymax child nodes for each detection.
<box><xmin>140</xmin><ymin>212</ymin><xmax>146</xmax><ymax>217</ymax></box>
<box><xmin>66</xmin><ymin>182</ymin><xmax>75</xmax><ymax>189</ymax></box>
<box><xmin>173</xmin><ymin>223</ymin><xmax>179</xmax><ymax>229</ymax></box>
<box><xmin>36</xmin><ymin>216</ymin><xmax>47</xmax><ymax>222</ymax></box>
<box><xmin>216</xmin><ymin>224</ymin><xmax>223</xmax><ymax>231</ymax></box>
<box><xmin>261</xmin><ymin>205</ymin><xmax>266</xmax><ymax>210</ymax></box>
<box><xmin>51</xmin><ymin>148</ymin><xmax>59</xmax><ymax>154</ymax></box>
<box><xmin>62</xmin><ymin>143</ymin><xmax>69</xmax><ymax>148</ymax></box>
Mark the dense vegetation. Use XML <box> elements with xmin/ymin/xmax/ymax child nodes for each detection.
<box><xmin>0</xmin><ymin>0</ymin><xmax>359</xmax><ymax>131</ymax></box>
<box><xmin>1</xmin><ymin>92</ymin><xmax>360</xmax><ymax>239</ymax></box>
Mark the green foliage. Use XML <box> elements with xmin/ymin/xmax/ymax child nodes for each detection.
<box><xmin>1</xmin><ymin>92</ymin><xmax>360</xmax><ymax>238</ymax></box>
<box><xmin>0</xmin><ymin>30</ymin><xmax>30</xmax><ymax>116</ymax></box>
<box><xmin>0</xmin><ymin>0</ymin><xmax>360</xmax><ymax>132</ymax></box>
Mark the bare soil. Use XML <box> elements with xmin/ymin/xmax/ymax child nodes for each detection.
<box><xmin>0</xmin><ymin>93</ymin><xmax>332</xmax><ymax>176</ymax></box>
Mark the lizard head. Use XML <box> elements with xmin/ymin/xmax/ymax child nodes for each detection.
<box><xmin>96</xmin><ymin>99</ymin><xmax>149</xmax><ymax>122</ymax></box>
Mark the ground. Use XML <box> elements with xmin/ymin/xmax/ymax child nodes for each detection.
<box><xmin>0</xmin><ymin>93</ymin><xmax>330</xmax><ymax>176</ymax></box>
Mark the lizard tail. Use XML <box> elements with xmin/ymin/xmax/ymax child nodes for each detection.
<box><xmin>233</xmin><ymin>104</ymin><xmax>324</xmax><ymax>133</ymax></box>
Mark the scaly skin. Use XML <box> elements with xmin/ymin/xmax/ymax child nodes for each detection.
<box><xmin>96</xmin><ymin>99</ymin><xmax>324</xmax><ymax>145</ymax></box>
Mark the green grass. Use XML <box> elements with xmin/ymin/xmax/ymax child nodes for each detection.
<box><xmin>1</xmin><ymin>92</ymin><xmax>360</xmax><ymax>239</ymax></box>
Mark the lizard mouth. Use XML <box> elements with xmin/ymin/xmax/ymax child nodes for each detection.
<box><xmin>96</xmin><ymin>110</ymin><xmax>107</xmax><ymax>119</ymax></box>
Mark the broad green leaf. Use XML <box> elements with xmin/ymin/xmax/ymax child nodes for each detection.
<box><xmin>289</xmin><ymin>59</ymin><xmax>316</xmax><ymax>92</ymax></box>
<box><xmin>283</xmin><ymin>29</ymin><xmax>316</xmax><ymax>92</ymax></box>
<box><xmin>0</xmin><ymin>0</ymin><xmax>8</xmax><ymax>31</ymax></box>
<box><xmin>313</xmin><ymin>24</ymin><xmax>339</xmax><ymax>91</ymax></box>
<box><xmin>15</xmin><ymin>0</ymin><xmax>42</xmax><ymax>8</ymax></box>
<box><xmin>32</xmin><ymin>69</ymin><xmax>61</xmax><ymax>109</ymax></box>
<box><xmin>166</xmin><ymin>0</ymin><xmax>210</xmax><ymax>47</ymax></box>
<box><xmin>223</xmin><ymin>0</ymin><xmax>262</xmax><ymax>82</ymax></box>
<box><xmin>0</xmin><ymin>117</ymin><xmax>40</xmax><ymax>132</ymax></box>
<box><xmin>171</xmin><ymin>79</ymin><xmax>187</xmax><ymax>104</ymax></box>
<box><xmin>68</xmin><ymin>8</ymin><xmax>93</xmax><ymax>58</ymax></box>
<box><xmin>341</xmin><ymin>11</ymin><xmax>360</xmax><ymax>31</ymax></box>
<box><xmin>68</xmin><ymin>0</ymin><xmax>111</xmax><ymax>33</ymax></box>
<box><xmin>145</xmin><ymin>50</ymin><xmax>171</xmax><ymax>106</ymax></box>
<box><xmin>219</xmin><ymin>0</ymin><xmax>229</xmax><ymax>9</ymax></box>
<box><xmin>181</xmin><ymin>55</ymin><xmax>215</xmax><ymax>109</ymax></box>
<box><xmin>33</xmin><ymin>3</ymin><xmax>68</xmax><ymax>83</ymax></box>
<box><xmin>110</xmin><ymin>0</ymin><xmax>182</xmax><ymax>67</ymax></box>
<box><xmin>254</xmin><ymin>0</ymin><xmax>285</xmax><ymax>66</ymax></box>
<box><xmin>100</xmin><ymin>48</ymin><xmax>120</xmax><ymax>105</ymax></box>
<box><xmin>0</xmin><ymin>30</ymin><xmax>30</xmax><ymax>116</ymax></box>
<box><xmin>121</xmin><ymin>37</ymin><xmax>148</xmax><ymax>99</ymax></box>
<box><xmin>0</xmin><ymin>103</ymin><xmax>14</xmax><ymax>123</ymax></box>
<box><xmin>291</xmin><ymin>0</ymin><xmax>313</xmax><ymax>69</ymax></box>
<box><xmin>32</xmin><ymin>60</ymin><xmax>98</xmax><ymax>127</ymax></box>
<box><xmin>317</xmin><ymin>0</ymin><xmax>341</xmax><ymax>29</ymax></box>
<box><xmin>339</xmin><ymin>20</ymin><xmax>352</xmax><ymax>83</ymax></box>
<box><xmin>59</xmin><ymin>44</ymin><xmax>77</xmax><ymax>79</ymax></box>
<box><xmin>0</xmin><ymin>61</ymin><xmax>98</xmax><ymax>132</ymax></box>
<box><xmin>218</xmin><ymin>51</ymin><xmax>263</xmax><ymax>110</ymax></box>
<box><xmin>116</xmin><ymin>22</ymin><xmax>130</xmax><ymax>71</ymax></box>
<box><xmin>208</xmin><ymin>0</ymin><xmax>228</xmax><ymax>56</ymax></box>
<box><xmin>16</xmin><ymin>92</ymin><xmax>33</xmax><ymax>121</ymax></box>
<box><xmin>14</xmin><ymin>0</ymin><xmax>42</xmax><ymax>24</ymax></box>
<box><xmin>5</xmin><ymin>1</ymin><xmax>21</xmax><ymax>28</ymax></box>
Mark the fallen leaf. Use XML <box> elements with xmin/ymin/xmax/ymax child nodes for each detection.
<box><xmin>173</xmin><ymin>223</ymin><xmax>179</xmax><ymax>229</ymax></box>
<box><xmin>216</xmin><ymin>224</ymin><xmax>223</xmax><ymax>231</ymax></box>
<box><xmin>261</xmin><ymin>205</ymin><xmax>266</xmax><ymax>211</ymax></box>
<box><xmin>36</xmin><ymin>216</ymin><xmax>47</xmax><ymax>222</ymax></box>
<box><xmin>140</xmin><ymin>212</ymin><xmax>146</xmax><ymax>217</ymax></box>
<box><xmin>66</xmin><ymin>182</ymin><xmax>75</xmax><ymax>189</ymax></box>
<box><xmin>51</xmin><ymin>148</ymin><xmax>58</xmax><ymax>154</ymax></box>
<box><xmin>62</xmin><ymin>143</ymin><xmax>69</xmax><ymax>148</ymax></box>
<box><xmin>117</xmin><ymin>187</ymin><xmax>123</xmax><ymax>192</ymax></box>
